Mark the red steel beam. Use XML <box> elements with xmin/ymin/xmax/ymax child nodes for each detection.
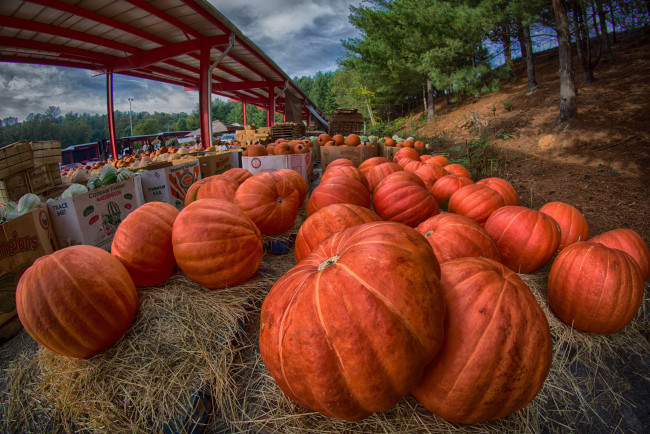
<box><xmin>0</xmin><ymin>37</ymin><xmax>113</xmax><ymax>63</ymax></box>
<box><xmin>0</xmin><ymin>54</ymin><xmax>98</xmax><ymax>70</ymax></box>
<box><xmin>199</xmin><ymin>40</ymin><xmax>212</xmax><ymax>149</ymax></box>
<box><xmin>212</xmin><ymin>80</ymin><xmax>284</xmax><ymax>93</ymax></box>
<box><xmin>109</xmin><ymin>37</ymin><xmax>215</xmax><ymax>73</ymax></box>
<box><xmin>123</xmin><ymin>0</ymin><xmax>203</xmax><ymax>40</ymax></box>
<box><xmin>106</xmin><ymin>71</ymin><xmax>118</xmax><ymax>159</ymax></box>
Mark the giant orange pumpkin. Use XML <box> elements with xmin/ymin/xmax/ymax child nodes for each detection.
<box><xmin>476</xmin><ymin>177</ymin><xmax>519</xmax><ymax>206</ymax></box>
<box><xmin>259</xmin><ymin>221</ymin><xmax>446</xmax><ymax>421</ymax></box>
<box><xmin>484</xmin><ymin>205</ymin><xmax>561</xmax><ymax>274</ymax></box>
<box><xmin>294</xmin><ymin>204</ymin><xmax>382</xmax><ymax>263</ymax></box>
<box><xmin>16</xmin><ymin>245</ymin><xmax>138</xmax><ymax>358</ymax></box>
<box><xmin>448</xmin><ymin>183</ymin><xmax>505</xmax><ymax>224</ymax></box>
<box><xmin>428</xmin><ymin>155</ymin><xmax>450</xmax><ymax>167</ymax></box>
<box><xmin>590</xmin><ymin>228</ymin><xmax>650</xmax><ymax>280</ymax></box>
<box><xmin>548</xmin><ymin>241</ymin><xmax>644</xmax><ymax>334</ymax></box>
<box><xmin>373</xmin><ymin>171</ymin><xmax>439</xmax><ymax>227</ymax></box>
<box><xmin>393</xmin><ymin>147</ymin><xmax>420</xmax><ymax>165</ymax></box>
<box><xmin>172</xmin><ymin>199</ymin><xmax>263</xmax><ymax>289</ymax></box>
<box><xmin>539</xmin><ymin>201</ymin><xmax>589</xmax><ymax>250</ymax></box>
<box><xmin>307</xmin><ymin>176</ymin><xmax>370</xmax><ymax>216</ymax></box>
<box><xmin>412</xmin><ymin>257</ymin><xmax>552</xmax><ymax>424</ymax></box>
<box><xmin>325</xmin><ymin>158</ymin><xmax>355</xmax><ymax>169</ymax></box>
<box><xmin>366</xmin><ymin>162</ymin><xmax>403</xmax><ymax>193</ymax></box>
<box><xmin>320</xmin><ymin>165</ymin><xmax>369</xmax><ymax>192</ymax></box>
<box><xmin>234</xmin><ymin>172</ymin><xmax>299</xmax><ymax>235</ymax></box>
<box><xmin>414</xmin><ymin>163</ymin><xmax>448</xmax><ymax>188</ymax></box>
<box><xmin>111</xmin><ymin>202</ymin><xmax>179</xmax><ymax>287</ymax></box>
<box><xmin>222</xmin><ymin>167</ymin><xmax>254</xmax><ymax>185</ymax></box>
<box><xmin>358</xmin><ymin>156</ymin><xmax>390</xmax><ymax>176</ymax></box>
<box><xmin>275</xmin><ymin>168</ymin><xmax>308</xmax><ymax>206</ymax></box>
<box><xmin>443</xmin><ymin>163</ymin><xmax>472</xmax><ymax>179</ymax></box>
<box><xmin>430</xmin><ymin>174</ymin><xmax>474</xmax><ymax>208</ymax></box>
<box><xmin>188</xmin><ymin>174</ymin><xmax>238</xmax><ymax>205</ymax></box>
<box><xmin>402</xmin><ymin>159</ymin><xmax>424</xmax><ymax>173</ymax></box>
<box><xmin>416</xmin><ymin>213</ymin><xmax>500</xmax><ymax>264</ymax></box>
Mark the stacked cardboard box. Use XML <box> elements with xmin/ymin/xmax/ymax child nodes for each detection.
<box><xmin>235</xmin><ymin>125</ymin><xmax>271</xmax><ymax>145</ymax></box>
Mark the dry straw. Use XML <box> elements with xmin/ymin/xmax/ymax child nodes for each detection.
<box><xmin>1</xmin><ymin>247</ymin><xmax>649</xmax><ymax>433</ymax></box>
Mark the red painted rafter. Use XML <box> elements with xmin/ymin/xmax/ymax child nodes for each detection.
<box><xmin>122</xmin><ymin>0</ymin><xmax>203</xmax><ymax>40</ymax></box>
<box><xmin>0</xmin><ymin>36</ymin><xmax>112</xmax><ymax>64</ymax></box>
<box><xmin>0</xmin><ymin>54</ymin><xmax>97</xmax><ymax>70</ymax></box>
<box><xmin>212</xmin><ymin>80</ymin><xmax>284</xmax><ymax>93</ymax></box>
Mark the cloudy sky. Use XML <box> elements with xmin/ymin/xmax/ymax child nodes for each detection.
<box><xmin>0</xmin><ymin>0</ymin><xmax>362</xmax><ymax>122</ymax></box>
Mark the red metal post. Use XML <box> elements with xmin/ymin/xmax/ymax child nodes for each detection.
<box><xmin>106</xmin><ymin>71</ymin><xmax>118</xmax><ymax>160</ymax></box>
<box><xmin>242</xmin><ymin>101</ymin><xmax>247</xmax><ymax>126</ymax></box>
<box><xmin>199</xmin><ymin>40</ymin><xmax>211</xmax><ymax>148</ymax></box>
<box><xmin>267</xmin><ymin>86</ymin><xmax>275</xmax><ymax>127</ymax></box>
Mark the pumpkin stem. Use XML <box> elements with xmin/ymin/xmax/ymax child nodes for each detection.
<box><xmin>424</xmin><ymin>230</ymin><xmax>434</xmax><ymax>238</ymax></box>
<box><xmin>276</xmin><ymin>197</ymin><xmax>283</xmax><ymax>204</ymax></box>
<box><xmin>318</xmin><ymin>255</ymin><xmax>340</xmax><ymax>271</ymax></box>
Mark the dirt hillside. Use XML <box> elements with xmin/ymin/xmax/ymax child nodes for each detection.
<box><xmin>407</xmin><ymin>29</ymin><xmax>650</xmax><ymax>243</ymax></box>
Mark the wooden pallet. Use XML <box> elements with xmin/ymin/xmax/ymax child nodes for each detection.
<box><xmin>270</xmin><ymin>122</ymin><xmax>306</xmax><ymax>140</ymax></box>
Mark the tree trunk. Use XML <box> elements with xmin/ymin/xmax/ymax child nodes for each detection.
<box><xmin>594</xmin><ymin>0</ymin><xmax>612</xmax><ymax>60</ymax></box>
<box><xmin>573</xmin><ymin>1</ymin><xmax>601</xmax><ymax>85</ymax></box>
<box><xmin>553</xmin><ymin>0</ymin><xmax>577</xmax><ymax>122</ymax></box>
<box><xmin>517</xmin><ymin>21</ymin><xmax>527</xmax><ymax>61</ymax></box>
<box><xmin>607</xmin><ymin>0</ymin><xmax>617</xmax><ymax>43</ymax></box>
<box><xmin>646</xmin><ymin>0</ymin><xmax>650</xmax><ymax>16</ymax></box>
<box><xmin>427</xmin><ymin>76</ymin><xmax>435</xmax><ymax>121</ymax></box>
<box><xmin>502</xmin><ymin>30</ymin><xmax>512</xmax><ymax>65</ymax></box>
<box><xmin>523</xmin><ymin>24</ymin><xmax>538</xmax><ymax>92</ymax></box>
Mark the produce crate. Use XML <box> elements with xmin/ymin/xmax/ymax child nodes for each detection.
<box><xmin>270</xmin><ymin>122</ymin><xmax>306</xmax><ymax>140</ymax></box>
<box><xmin>328</xmin><ymin>109</ymin><xmax>364</xmax><ymax>136</ymax></box>
<box><xmin>48</xmin><ymin>163</ymin><xmax>63</xmax><ymax>186</ymax></box>
<box><xmin>27</xmin><ymin>164</ymin><xmax>54</xmax><ymax>195</ymax></box>
<box><xmin>31</xmin><ymin>140</ymin><xmax>63</xmax><ymax>165</ymax></box>
<box><xmin>0</xmin><ymin>141</ymin><xmax>33</xmax><ymax>179</ymax></box>
<box><xmin>0</xmin><ymin>171</ymin><xmax>30</xmax><ymax>203</ymax></box>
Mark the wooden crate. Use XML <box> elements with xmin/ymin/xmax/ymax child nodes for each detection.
<box><xmin>0</xmin><ymin>141</ymin><xmax>33</xmax><ymax>179</ymax></box>
<box><xmin>328</xmin><ymin>109</ymin><xmax>364</xmax><ymax>136</ymax></box>
<box><xmin>0</xmin><ymin>171</ymin><xmax>30</xmax><ymax>203</ymax></box>
<box><xmin>27</xmin><ymin>164</ymin><xmax>54</xmax><ymax>194</ymax></box>
<box><xmin>48</xmin><ymin>163</ymin><xmax>63</xmax><ymax>186</ymax></box>
<box><xmin>31</xmin><ymin>140</ymin><xmax>63</xmax><ymax>165</ymax></box>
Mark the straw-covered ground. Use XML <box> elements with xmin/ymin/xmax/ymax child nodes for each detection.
<box><xmin>1</xmin><ymin>212</ymin><xmax>649</xmax><ymax>433</ymax></box>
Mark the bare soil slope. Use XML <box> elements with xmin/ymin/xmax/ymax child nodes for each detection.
<box><xmin>412</xmin><ymin>30</ymin><xmax>650</xmax><ymax>242</ymax></box>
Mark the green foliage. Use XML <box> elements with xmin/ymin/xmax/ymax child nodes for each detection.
<box><xmin>446</xmin><ymin>135</ymin><xmax>508</xmax><ymax>179</ymax></box>
<box><xmin>502</xmin><ymin>101</ymin><xmax>513</xmax><ymax>111</ymax></box>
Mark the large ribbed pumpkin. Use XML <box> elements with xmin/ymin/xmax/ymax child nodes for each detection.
<box><xmin>306</xmin><ymin>176</ymin><xmax>370</xmax><ymax>216</ymax></box>
<box><xmin>325</xmin><ymin>158</ymin><xmax>355</xmax><ymax>169</ymax></box>
<box><xmin>294</xmin><ymin>204</ymin><xmax>382</xmax><ymax>263</ymax></box>
<box><xmin>259</xmin><ymin>221</ymin><xmax>446</xmax><ymax>421</ymax></box>
<box><xmin>111</xmin><ymin>202</ymin><xmax>179</xmax><ymax>287</ymax></box>
<box><xmin>222</xmin><ymin>167</ymin><xmax>253</xmax><ymax>185</ymax></box>
<box><xmin>234</xmin><ymin>172</ymin><xmax>299</xmax><ymax>235</ymax></box>
<box><xmin>539</xmin><ymin>201</ymin><xmax>589</xmax><ymax>250</ymax></box>
<box><xmin>320</xmin><ymin>165</ymin><xmax>369</xmax><ymax>192</ymax></box>
<box><xmin>194</xmin><ymin>175</ymin><xmax>239</xmax><ymax>202</ymax></box>
<box><xmin>416</xmin><ymin>213</ymin><xmax>501</xmax><ymax>264</ymax></box>
<box><xmin>484</xmin><ymin>206</ymin><xmax>561</xmax><ymax>274</ymax></box>
<box><xmin>448</xmin><ymin>184</ymin><xmax>504</xmax><ymax>224</ymax></box>
<box><xmin>476</xmin><ymin>177</ymin><xmax>519</xmax><ymax>206</ymax></box>
<box><xmin>373</xmin><ymin>171</ymin><xmax>439</xmax><ymax>227</ymax></box>
<box><xmin>366</xmin><ymin>162</ymin><xmax>402</xmax><ymax>193</ymax></box>
<box><xmin>275</xmin><ymin>168</ymin><xmax>308</xmax><ymax>206</ymax></box>
<box><xmin>358</xmin><ymin>156</ymin><xmax>390</xmax><ymax>176</ymax></box>
<box><xmin>428</xmin><ymin>155</ymin><xmax>450</xmax><ymax>167</ymax></box>
<box><xmin>430</xmin><ymin>174</ymin><xmax>474</xmax><ymax>208</ymax></box>
<box><xmin>172</xmin><ymin>199</ymin><xmax>263</xmax><ymax>289</ymax></box>
<box><xmin>392</xmin><ymin>147</ymin><xmax>420</xmax><ymax>165</ymax></box>
<box><xmin>443</xmin><ymin>163</ymin><xmax>472</xmax><ymax>179</ymax></box>
<box><xmin>414</xmin><ymin>163</ymin><xmax>448</xmax><ymax>187</ymax></box>
<box><xmin>590</xmin><ymin>228</ymin><xmax>650</xmax><ymax>280</ymax></box>
<box><xmin>412</xmin><ymin>257</ymin><xmax>552</xmax><ymax>424</ymax></box>
<box><xmin>548</xmin><ymin>241</ymin><xmax>644</xmax><ymax>334</ymax></box>
<box><xmin>16</xmin><ymin>245</ymin><xmax>138</xmax><ymax>359</ymax></box>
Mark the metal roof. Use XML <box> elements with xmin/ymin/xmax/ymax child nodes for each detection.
<box><xmin>0</xmin><ymin>0</ymin><xmax>327</xmax><ymax>123</ymax></box>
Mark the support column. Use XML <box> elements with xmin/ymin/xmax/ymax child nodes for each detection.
<box><xmin>266</xmin><ymin>86</ymin><xmax>275</xmax><ymax>127</ymax></box>
<box><xmin>242</xmin><ymin>101</ymin><xmax>247</xmax><ymax>126</ymax></box>
<box><xmin>106</xmin><ymin>71</ymin><xmax>118</xmax><ymax>160</ymax></box>
<box><xmin>199</xmin><ymin>40</ymin><xmax>212</xmax><ymax>149</ymax></box>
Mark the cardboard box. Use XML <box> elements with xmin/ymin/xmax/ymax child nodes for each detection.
<box><xmin>47</xmin><ymin>177</ymin><xmax>140</xmax><ymax>251</ymax></box>
<box><xmin>198</xmin><ymin>152</ymin><xmax>232</xmax><ymax>178</ymax></box>
<box><xmin>242</xmin><ymin>153</ymin><xmax>312</xmax><ymax>186</ymax></box>
<box><xmin>320</xmin><ymin>146</ymin><xmax>378</xmax><ymax>169</ymax></box>
<box><xmin>139</xmin><ymin>159</ymin><xmax>201</xmax><ymax>210</ymax></box>
<box><xmin>1</xmin><ymin>205</ymin><xmax>58</xmax><ymax>340</ymax></box>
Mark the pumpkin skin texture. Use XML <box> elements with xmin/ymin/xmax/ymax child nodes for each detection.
<box><xmin>392</xmin><ymin>147</ymin><xmax>420</xmax><ymax>165</ymax></box>
<box><xmin>430</xmin><ymin>174</ymin><xmax>474</xmax><ymax>208</ymax></box>
<box><xmin>484</xmin><ymin>206</ymin><xmax>561</xmax><ymax>274</ymax></box>
<box><xmin>235</xmin><ymin>172</ymin><xmax>299</xmax><ymax>235</ymax></box>
<box><xmin>326</xmin><ymin>158</ymin><xmax>355</xmax><ymax>169</ymax></box>
<box><xmin>111</xmin><ymin>202</ymin><xmax>179</xmax><ymax>287</ymax></box>
<box><xmin>547</xmin><ymin>241</ymin><xmax>644</xmax><ymax>334</ymax></box>
<box><xmin>259</xmin><ymin>221</ymin><xmax>446</xmax><ymax>421</ymax></box>
<box><xmin>412</xmin><ymin>257</ymin><xmax>552</xmax><ymax>424</ymax></box>
<box><xmin>321</xmin><ymin>165</ymin><xmax>369</xmax><ymax>192</ymax></box>
<box><xmin>306</xmin><ymin>176</ymin><xmax>371</xmax><ymax>217</ymax></box>
<box><xmin>331</xmin><ymin>134</ymin><xmax>345</xmax><ymax>146</ymax></box>
<box><xmin>275</xmin><ymin>168</ymin><xmax>308</xmax><ymax>207</ymax></box>
<box><xmin>16</xmin><ymin>245</ymin><xmax>138</xmax><ymax>359</ymax></box>
<box><xmin>373</xmin><ymin>171</ymin><xmax>439</xmax><ymax>227</ymax></box>
<box><xmin>366</xmin><ymin>162</ymin><xmax>403</xmax><ymax>193</ymax></box>
<box><xmin>317</xmin><ymin>134</ymin><xmax>331</xmax><ymax>146</ymax></box>
<box><xmin>539</xmin><ymin>201</ymin><xmax>589</xmax><ymax>250</ymax></box>
<box><xmin>194</xmin><ymin>175</ymin><xmax>239</xmax><ymax>202</ymax></box>
<box><xmin>416</xmin><ymin>213</ymin><xmax>501</xmax><ymax>264</ymax></box>
<box><xmin>448</xmin><ymin>184</ymin><xmax>505</xmax><ymax>225</ymax></box>
<box><xmin>590</xmin><ymin>228</ymin><xmax>650</xmax><ymax>280</ymax></box>
<box><xmin>443</xmin><ymin>163</ymin><xmax>472</xmax><ymax>179</ymax></box>
<box><xmin>358</xmin><ymin>156</ymin><xmax>390</xmax><ymax>176</ymax></box>
<box><xmin>476</xmin><ymin>177</ymin><xmax>519</xmax><ymax>206</ymax></box>
<box><xmin>172</xmin><ymin>199</ymin><xmax>263</xmax><ymax>289</ymax></box>
<box><xmin>428</xmin><ymin>155</ymin><xmax>450</xmax><ymax>167</ymax></box>
<box><xmin>344</xmin><ymin>133</ymin><xmax>361</xmax><ymax>146</ymax></box>
<box><xmin>414</xmin><ymin>163</ymin><xmax>448</xmax><ymax>187</ymax></box>
<box><xmin>294</xmin><ymin>204</ymin><xmax>382</xmax><ymax>263</ymax></box>
<box><xmin>402</xmin><ymin>159</ymin><xmax>424</xmax><ymax>173</ymax></box>
<box><xmin>222</xmin><ymin>168</ymin><xmax>253</xmax><ymax>185</ymax></box>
